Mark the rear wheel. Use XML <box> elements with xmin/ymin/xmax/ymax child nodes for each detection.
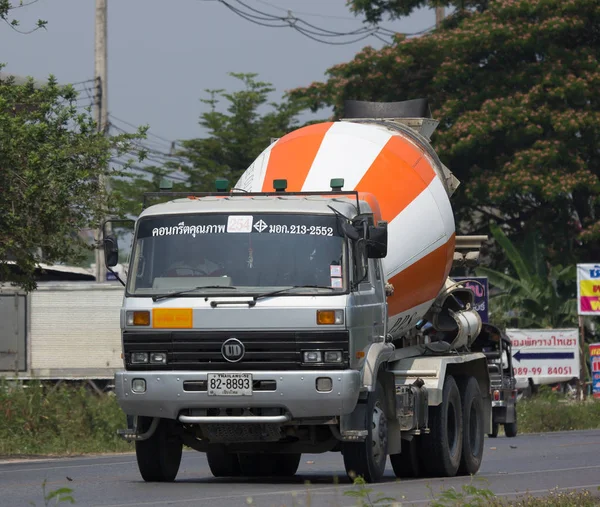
<box><xmin>342</xmin><ymin>381</ymin><xmax>388</xmax><ymax>483</ymax></box>
<box><xmin>135</xmin><ymin>418</ymin><xmax>182</xmax><ymax>482</ymax></box>
<box><xmin>504</xmin><ymin>415</ymin><xmax>518</xmax><ymax>438</ymax></box>
<box><xmin>238</xmin><ymin>453</ymin><xmax>270</xmax><ymax>476</ymax></box>
<box><xmin>390</xmin><ymin>437</ymin><xmax>421</xmax><ymax>478</ymax></box>
<box><xmin>237</xmin><ymin>453</ymin><xmax>300</xmax><ymax>477</ymax></box>
<box><xmin>488</xmin><ymin>422</ymin><xmax>499</xmax><ymax>438</ymax></box>
<box><xmin>272</xmin><ymin>453</ymin><xmax>302</xmax><ymax>477</ymax></box>
<box><xmin>457</xmin><ymin>377</ymin><xmax>484</xmax><ymax>476</ymax></box>
<box><xmin>207</xmin><ymin>447</ymin><xmax>241</xmax><ymax>477</ymax></box>
<box><xmin>420</xmin><ymin>375</ymin><xmax>463</xmax><ymax>477</ymax></box>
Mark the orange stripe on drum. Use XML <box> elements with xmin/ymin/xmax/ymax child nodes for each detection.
<box><xmin>354</xmin><ymin>136</ymin><xmax>435</xmax><ymax>223</ymax></box>
<box><xmin>387</xmin><ymin>234</ymin><xmax>456</xmax><ymax>316</ymax></box>
<box><xmin>261</xmin><ymin>122</ymin><xmax>334</xmax><ymax>192</ymax></box>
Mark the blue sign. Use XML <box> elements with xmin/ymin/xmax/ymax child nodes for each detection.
<box><xmin>454</xmin><ymin>277</ymin><xmax>489</xmax><ymax>323</ymax></box>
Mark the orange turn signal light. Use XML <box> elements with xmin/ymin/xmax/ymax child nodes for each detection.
<box><xmin>133</xmin><ymin>311</ymin><xmax>150</xmax><ymax>326</ymax></box>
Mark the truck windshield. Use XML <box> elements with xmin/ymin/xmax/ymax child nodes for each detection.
<box><xmin>127</xmin><ymin>213</ymin><xmax>347</xmax><ymax>296</ymax></box>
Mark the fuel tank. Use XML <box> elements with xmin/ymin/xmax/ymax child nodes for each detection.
<box><xmin>235</xmin><ymin>100</ymin><xmax>458</xmax><ymax>338</ymax></box>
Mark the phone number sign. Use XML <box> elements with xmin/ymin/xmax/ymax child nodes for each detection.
<box><xmin>506</xmin><ymin>328</ymin><xmax>580</xmax><ymax>382</ymax></box>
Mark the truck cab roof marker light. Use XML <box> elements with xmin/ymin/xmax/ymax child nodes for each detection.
<box><xmin>215</xmin><ymin>178</ymin><xmax>229</xmax><ymax>192</ymax></box>
<box><xmin>273</xmin><ymin>179</ymin><xmax>287</xmax><ymax>192</ymax></box>
<box><xmin>330</xmin><ymin>178</ymin><xmax>344</xmax><ymax>191</ymax></box>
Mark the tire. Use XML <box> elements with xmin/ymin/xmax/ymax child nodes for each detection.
<box><xmin>342</xmin><ymin>381</ymin><xmax>388</xmax><ymax>483</ymax></box>
<box><xmin>272</xmin><ymin>453</ymin><xmax>302</xmax><ymax>477</ymax></box>
<box><xmin>457</xmin><ymin>377</ymin><xmax>484</xmax><ymax>476</ymax></box>
<box><xmin>238</xmin><ymin>453</ymin><xmax>274</xmax><ymax>477</ymax></box>
<box><xmin>504</xmin><ymin>415</ymin><xmax>518</xmax><ymax>438</ymax></box>
<box><xmin>135</xmin><ymin>417</ymin><xmax>183</xmax><ymax>482</ymax></box>
<box><xmin>488</xmin><ymin>422</ymin><xmax>499</xmax><ymax>438</ymax></box>
<box><xmin>419</xmin><ymin>375</ymin><xmax>463</xmax><ymax>477</ymax></box>
<box><xmin>206</xmin><ymin>447</ymin><xmax>241</xmax><ymax>477</ymax></box>
<box><xmin>390</xmin><ymin>437</ymin><xmax>420</xmax><ymax>478</ymax></box>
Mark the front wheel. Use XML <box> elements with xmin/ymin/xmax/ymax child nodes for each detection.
<box><xmin>135</xmin><ymin>417</ymin><xmax>183</xmax><ymax>482</ymax></box>
<box><xmin>342</xmin><ymin>381</ymin><xmax>388</xmax><ymax>483</ymax></box>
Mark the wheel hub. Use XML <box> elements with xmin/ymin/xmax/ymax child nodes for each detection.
<box><xmin>371</xmin><ymin>402</ymin><xmax>388</xmax><ymax>465</ymax></box>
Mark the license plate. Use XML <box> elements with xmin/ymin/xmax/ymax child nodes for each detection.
<box><xmin>207</xmin><ymin>373</ymin><xmax>253</xmax><ymax>396</ymax></box>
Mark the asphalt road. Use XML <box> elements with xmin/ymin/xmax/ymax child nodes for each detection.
<box><xmin>2</xmin><ymin>430</ymin><xmax>600</xmax><ymax>507</ymax></box>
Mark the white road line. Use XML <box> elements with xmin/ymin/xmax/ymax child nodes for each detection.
<box><xmin>354</xmin><ymin>482</ymin><xmax>600</xmax><ymax>507</ymax></box>
<box><xmin>93</xmin><ymin>465</ymin><xmax>600</xmax><ymax>507</ymax></box>
<box><xmin>94</xmin><ymin>484</ymin><xmax>344</xmax><ymax>507</ymax></box>
<box><xmin>0</xmin><ymin>460</ymin><xmax>137</xmax><ymax>474</ymax></box>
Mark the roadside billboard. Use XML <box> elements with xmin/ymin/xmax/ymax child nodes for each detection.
<box><xmin>454</xmin><ymin>277</ymin><xmax>489</xmax><ymax>323</ymax></box>
<box><xmin>590</xmin><ymin>343</ymin><xmax>600</xmax><ymax>399</ymax></box>
<box><xmin>576</xmin><ymin>264</ymin><xmax>600</xmax><ymax>315</ymax></box>
<box><xmin>506</xmin><ymin>328</ymin><xmax>579</xmax><ymax>385</ymax></box>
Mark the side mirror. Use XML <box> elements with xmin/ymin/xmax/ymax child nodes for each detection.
<box><xmin>103</xmin><ymin>235</ymin><xmax>119</xmax><ymax>267</ymax></box>
<box><xmin>367</xmin><ymin>221</ymin><xmax>388</xmax><ymax>258</ymax></box>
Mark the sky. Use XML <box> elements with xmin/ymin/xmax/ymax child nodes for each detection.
<box><xmin>0</xmin><ymin>0</ymin><xmax>434</xmax><ymax>146</ymax></box>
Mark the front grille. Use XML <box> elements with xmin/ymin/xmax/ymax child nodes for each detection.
<box><xmin>123</xmin><ymin>330</ymin><xmax>349</xmax><ymax>371</ymax></box>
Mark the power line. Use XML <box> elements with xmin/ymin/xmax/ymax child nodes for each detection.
<box><xmin>201</xmin><ymin>0</ymin><xmax>436</xmax><ymax>45</ymax></box>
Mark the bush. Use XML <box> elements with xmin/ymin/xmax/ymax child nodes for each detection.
<box><xmin>0</xmin><ymin>379</ymin><xmax>133</xmax><ymax>456</ymax></box>
<box><xmin>517</xmin><ymin>387</ymin><xmax>600</xmax><ymax>434</ymax></box>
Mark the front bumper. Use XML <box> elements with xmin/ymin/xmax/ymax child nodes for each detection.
<box><xmin>115</xmin><ymin>369</ymin><xmax>361</xmax><ymax>420</ymax></box>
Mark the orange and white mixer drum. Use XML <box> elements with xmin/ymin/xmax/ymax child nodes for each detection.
<box><xmin>235</xmin><ymin>120</ymin><xmax>456</xmax><ymax>336</ymax></box>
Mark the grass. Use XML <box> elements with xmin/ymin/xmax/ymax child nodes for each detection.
<box><xmin>516</xmin><ymin>386</ymin><xmax>600</xmax><ymax>434</ymax></box>
<box><xmin>0</xmin><ymin>378</ymin><xmax>133</xmax><ymax>456</ymax></box>
<box><xmin>1</xmin><ymin>380</ymin><xmax>599</xmax><ymax>457</ymax></box>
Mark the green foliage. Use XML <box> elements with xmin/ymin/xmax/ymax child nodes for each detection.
<box><xmin>0</xmin><ymin>70</ymin><xmax>144</xmax><ymax>291</ymax></box>
<box><xmin>476</xmin><ymin>222</ymin><xmax>577</xmax><ymax>328</ymax></box>
<box><xmin>0</xmin><ymin>379</ymin><xmax>133</xmax><ymax>455</ymax></box>
<box><xmin>517</xmin><ymin>387</ymin><xmax>600</xmax><ymax>433</ymax></box>
<box><xmin>290</xmin><ymin>0</ymin><xmax>600</xmax><ymax>271</ymax></box>
<box><xmin>0</xmin><ymin>0</ymin><xmax>47</xmax><ymax>34</ymax></box>
<box><xmin>429</xmin><ymin>478</ymin><xmax>495</xmax><ymax>507</ymax></box>
<box><xmin>41</xmin><ymin>480</ymin><xmax>75</xmax><ymax>506</ymax></box>
<box><xmin>343</xmin><ymin>476</ymin><xmax>399</xmax><ymax>506</ymax></box>
<box><xmin>347</xmin><ymin>0</ymin><xmax>487</xmax><ymax>24</ymax></box>
<box><xmin>178</xmin><ymin>72</ymin><xmax>309</xmax><ymax>191</ymax></box>
<box><xmin>111</xmin><ymin>72</ymin><xmax>309</xmax><ymax>218</ymax></box>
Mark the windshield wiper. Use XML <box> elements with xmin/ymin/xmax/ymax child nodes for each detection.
<box><xmin>152</xmin><ymin>285</ymin><xmax>237</xmax><ymax>302</ymax></box>
<box><xmin>253</xmin><ymin>285</ymin><xmax>336</xmax><ymax>302</ymax></box>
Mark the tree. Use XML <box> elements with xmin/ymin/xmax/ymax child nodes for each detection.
<box><xmin>111</xmin><ymin>72</ymin><xmax>309</xmax><ymax>216</ymax></box>
<box><xmin>290</xmin><ymin>0</ymin><xmax>600</xmax><ymax>271</ymax></box>
<box><xmin>347</xmin><ymin>0</ymin><xmax>487</xmax><ymax>24</ymax></box>
<box><xmin>476</xmin><ymin>223</ymin><xmax>577</xmax><ymax>328</ymax></box>
<box><xmin>1</xmin><ymin>0</ymin><xmax>47</xmax><ymax>34</ymax></box>
<box><xmin>0</xmin><ymin>72</ymin><xmax>143</xmax><ymax>291</ymax></box>
<box><xmin>177</xmin><ymin>72</ymin><xmax>309</xmax><ymax>191</ymax></box>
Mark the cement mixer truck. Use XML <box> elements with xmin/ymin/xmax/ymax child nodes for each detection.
<box><xmin>103</xmin><ymin>99</ymin><xmax>491</xmax><ymax>484</ymax></box>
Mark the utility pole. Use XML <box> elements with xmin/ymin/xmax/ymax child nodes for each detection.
<box><xmin>435</xmin><ymin>6</ymin><xmax>445</xmax><ymax>28</ymax></box>
<box><xmin>94</xmin><ymin>0</ymin><xmax>108</xmax><ymax>283</ymax></box>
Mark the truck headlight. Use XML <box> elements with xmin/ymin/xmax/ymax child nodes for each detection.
<box><xmin>324</xmin><ymin>350</ymin><xmax>343</xmax><ymax>363</ymax></box>
<box><xmin>150</xmin><ymin>352</ymin><xmax>167</xmax><ymax>364</ymax></box>
<box><xmin>303</xmin><ymin>351</ymin><xmax>322</xmax><ymax>363</ymax></box>
<box><xmin>131</xmin><ymin>352</ymin><xmax>149</xmax><ymax>364</ymax></box>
